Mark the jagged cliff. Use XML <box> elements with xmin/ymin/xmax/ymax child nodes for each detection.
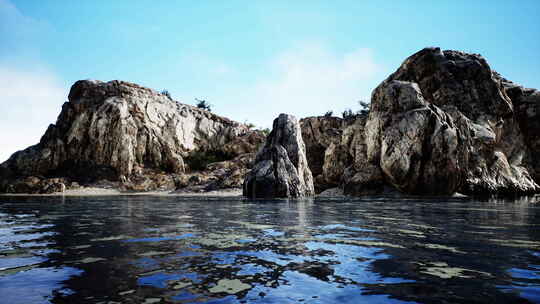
<box><xmin>0</xmin><ymin>80</ymin><xmax>265</xmax><ymax>193</ymax></box>
<box><xmin>301</xmin><ymin>47</ymin><xmax>540</xmax><ymax>196</ymax></box>
<box><xmin>2</xmin><ymin>48</ymin><xmax>539</xmax><ymax>197</ymax></box>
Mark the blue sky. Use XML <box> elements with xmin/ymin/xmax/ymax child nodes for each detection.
<box><xmin>1</xmin><ymin>0</ymin><xmax>539</xmax><ymax>161</ymax></box>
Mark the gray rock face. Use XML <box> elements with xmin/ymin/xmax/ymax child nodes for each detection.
<box><xmin>340</xmin><ymin>116</ymin><xmax>387</xmax><ymax>195</ymax></box>
<box><xmin>3</xmin><ymin>176</ymin><xmax>66</xmax><ymax>194</ymax></box>
<box><xmin>299</xmin><ymin>115</ymin><xmax>386</xmax><ymax>195</ymax></box>
<box><xmin>300</xmin><ymin>116</ymin><xmax>344</xmax><ymax>191</ymax></box>
<box><xmin>0</xmin><ymin>80</ymin><xmax>259</xmax><ymax>192</ymax></box>
<box><xmin>498</xmin><ymin>74</ymin><xmax>540</xmax><ymax>183</ymax></box>
<box><xmin>303</xmin><ymin>48</ymin><xmax>540</xmax><ymax>197</ymax></box>
<box><xmin>243</xmin><ymin>114</ymin><xmax>315</xmax><ymax>198</ymax></box>
<box><xmin>365</xmin><ymin>47</ymin><xmax>539</xmax><ymax>195</ymax></box>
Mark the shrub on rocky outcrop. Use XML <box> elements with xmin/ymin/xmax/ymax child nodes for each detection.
<box><xmin>195</xmin><ymin>98</ymin><xmax>212</xmax><ymax>111</ymax></box>
<box><xmin>184</xmin><ymin>150</ymin><xmax>234</xmax><ymax>172</ymax></box>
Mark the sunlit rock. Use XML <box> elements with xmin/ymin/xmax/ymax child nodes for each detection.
<box><xmin>243</xmin><ymin>114</ymin><xmax>315</xmax><ymax>198</ymax></box>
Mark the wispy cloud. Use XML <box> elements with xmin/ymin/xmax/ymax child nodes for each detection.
<box><xmin>0</xmin><ymin>0</ymin><xmax>384</xmax><ymax>161</ymax></box>
<box><xmin>0</xmin><ymin>0</ymin><xmax>51</xmax><ymax>59</ymax></box>
<box><xmin>0</xmin><ymin>65</ymin><xmax>67</xmax><ymax>162</ymax></box>
<box><xmin>217</xmin><ymin>43</ymin><xmax>383</xmax><ymax>127</ymax></box>
<box><xmin>0</xmin><ymin>0</ymin><xmax>66</xmax><ymax>162</ymax></box>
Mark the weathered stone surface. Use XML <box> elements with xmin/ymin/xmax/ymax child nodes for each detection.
<box><xmin>0</xmin><ymin>80</ymin><xmax>263</xmax><ymax>193</ymax></box>
<box><xmin>498</xmin><ymin>74</ymin><xmax>540</xmax><ymax>184</ymax></box>
<box><xmin>221</xmin><ymin>131</ymin><xmax>266</xmax><ymax>157</ymax></box>
<box><xmin>243</xmin><ymin>114</ymin><xmax>314</xmax><ymax>198</ymax></box>
<box><xmin>2</xmin><ymin>176</ymin><xmax>67</xmax><ymax>194</ymax></box>
<box><xmin>203</xmin><ymin>153</ymin><xmax>255</xmax><ymax>190</ymax></box>
<box><xmin>300</xmin><ymin>116</ymin><xmax>343</xmax><ymax>178</ymax></box>
<box><xmin>299</xmin><ymin>115</ymin><xmax>388</xmax><ymax>195</ymax></box>
<box><xmin>338</xmin><ymin>116</ymin><xmax>387</xmax><ymax>195</ymax></box>
<box><xmin>365</xmin><ymin>47</ymin><xmax>539</xmax><ymax>195</ymax></box>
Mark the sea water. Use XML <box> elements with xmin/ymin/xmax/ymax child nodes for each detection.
<box><xmin>0</xmin><ymin>195</ymin><xmax>539</xmax><ymax>303</ymax></box>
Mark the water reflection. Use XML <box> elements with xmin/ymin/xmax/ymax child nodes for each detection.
<box><xmin>0</xmin><ymin>195</ymin><xmax>539</xmax><ymax>303</ymax></box>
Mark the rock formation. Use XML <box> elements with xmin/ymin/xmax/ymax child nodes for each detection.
<box><xmin>300</xmin><ymin>115</ymin><xmax>385</xmax><ymax>195</ymax></box>
<box><xmin>362</xmin><ymin>48</ymin><xmax>538</xmax><ymax>195</ymax></box>
<box><xmin>0</xmin><ymin>80</ymin><xmax>264</xmax><ymax>193</ymax></box>
<box><xmin>301</xmin><ymin>48</ymin><xmax>540</xmax><ymax>196</ymax></box>
<box><xmin>243</xmin><ymin>114</ymin><xmax>315</xmax><ymax>198</ymax></box>
<box><xmin>300</xmin><ymin>116</ymin><xmax>343</xmax><ymax>191</ymax></box>
<box><xmin>497</xmin><ymin>74</ymin><xmax>540</xmax><ymax>183</ymax></box>
<box><xmin>2</xmin><ymin>48</ymin><xmax>539</xmax><ymax>197</ymax></box>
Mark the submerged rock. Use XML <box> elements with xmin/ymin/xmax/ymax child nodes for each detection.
<box><xmin>243</xmin><ymin>114</ymin><xmax>315</xmax><ymax>198</ymax></box>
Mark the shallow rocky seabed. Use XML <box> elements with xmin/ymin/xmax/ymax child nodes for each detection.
<box><xmin>0</xmin><ymin>195</ymin><xmax>539</xmax><ymax>304</ymax></box>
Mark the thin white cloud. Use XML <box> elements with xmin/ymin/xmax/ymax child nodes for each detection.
<box><xmin>0</xmin><ymin>0</ymin><xmax>51</xmax><ymax>59</ymax></box>
<box><xmin>0</xmin><ymin>0</ymin><xmax>66</xmax><ymax>163</ymax></box>
<box><xmin>0</xmin><ymin>65</ymin><xmax>67</xmax><ymax>162</ymax></box>
<box><xmin>217</xmin><ymin>43</ymin><xmax>383</xmax><ymax>128</ymax></box>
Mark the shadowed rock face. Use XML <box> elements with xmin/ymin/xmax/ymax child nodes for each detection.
<box><xmin>498</xmin><ymin>74</ymin><xmax>540</xmax><ymax>184</ymax></box>
<box><xmin>300</xmin><ymin>116</ymin><xmax>344</xmax><ymax>192</ymax></box>
<box><xmin>365</xmin><ymin>47</ymin><xmax>539</xmax><ymax>195</ymax></box>
<box><xmin>300</xmin><ymin>115</ymin><xmax>386</xmax><ymax>196</ymax></box>
<box><xmin>0</xmin><ymin>80</ymin><xmax>262</xmax><ymax>192</ymax></box>
<box><xmin>243</xmin><ymin>114</ymin><xmax>315</xmax><ymax>198</ymax></box>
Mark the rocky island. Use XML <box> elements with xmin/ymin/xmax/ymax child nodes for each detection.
<box><xmin>2</xmin><ymin>47</ymin><xmax>540</xmax><ymax>197</ymax></box>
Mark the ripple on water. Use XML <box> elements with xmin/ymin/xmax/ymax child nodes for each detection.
<box><xmin>320</xmin><ymin>223</ymin><xmax>375</xmax><ymax>233</ymax></box>
<box><xmin>1</xmin><ymin>195</ymin><xmax>539</xmax><ymax>303</ymax></box>
<box><xmin>508</xmin><ymin>267</ymin><xmax>540</xmax><ymax>280</ymax></box>
<box><xmin>138</xmin><ymin>271</ymin><xmax>201</xmax><ymax>288</ymax></box>
<box><xmin>497</xmin><ymin>283</ymin><xmax>540</xmax><ymax>303</ymax></box>
<box><xmin>304</xmin><ymin>241</ymin><xmax>413</xmax><ymax>285</ymax></box>
<box><xmin>123</xmin><ymin>233</ymin><xmax>195</xmax><ymax>243</ymax></box>
<box><xmin>0</xmin><ymin>266</ymin><xmax>83</xmax><ymax>304</ymax></box>
<box><xmin>138</xmin><ymin>272</ymin><xmax>184</xmax><ymax>288</ymax></box>
<box><xmin>172</xmin><ymin>291</ymin><xmax>199</xmax><ymax>301</ymax></box>
<box><xmin>0</xmin><ymin>256</ymin><xmax>47</xmax><ymax>271</ymax></box>
<box><xmin>243</xmin><ymin>270</ymin><xmax>415</xmax><ymax>304</ymax></box>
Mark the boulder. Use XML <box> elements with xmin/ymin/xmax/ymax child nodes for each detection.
<box><xmin>243</xmin><ymin>114</ymin><xmax>315</xmax><ymax>198</ymax></box>
<box><xmin>365</xmin><ymin>47</ymin><xmax>539</xmax><ymax>195</ymax></box>
<box><xmin>3</xmin><ymin>176</ymin><xmax>67</xmax><ymax>194</ymax></box>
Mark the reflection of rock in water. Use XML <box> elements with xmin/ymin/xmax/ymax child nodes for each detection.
<box><xmin>0</xmin><ymin>196</ymin><xmax>539</xmax><ymax>303</ymax></box>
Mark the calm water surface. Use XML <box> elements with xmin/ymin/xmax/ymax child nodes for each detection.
<box><xmin>0</xmin><ymin>195</ymin><xmax>539</xmax><ymax>304</ymax></box>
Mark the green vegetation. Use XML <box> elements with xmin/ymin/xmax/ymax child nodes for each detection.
<box><xmin>324</xmin><ymin>110</ymin><xmax>333</xmax><ymax>117</ymax></box>
<box><xmin>195</xmin><ymin>98</ymin><xmax>212</xmax><ymax>111</ymax></box>
<box><xmin>244</xmin><ymin>121</ymin><xmax>256</xmax><ymax>130</ymax></box>
<box><xmin>161</xmin><ymin>89</ymin><xmax>172</xmax><ymax>100</ymax></box>
<box><xmin>184</xmin><ymin>150</ymin><xmax>233</xmax><ymax>171</ymax></box>
<box><xmin>342</xmin><ymin>109</ymin><xmax>355</xmax><ymax>119</ymax></box>
<box><xmin>260</xmin><ymin>128</ymin><xmax>271</xmax><ymax>136</ymax></box>
<box><xmin>342</xmin><ymin>100</ymin><xmax>371</xmax><ymax>119</ymax></box>
<box><xmin>358</xmin><ymin>100</ymin><xmax>370</xmax><ymax>116</ymax></box>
